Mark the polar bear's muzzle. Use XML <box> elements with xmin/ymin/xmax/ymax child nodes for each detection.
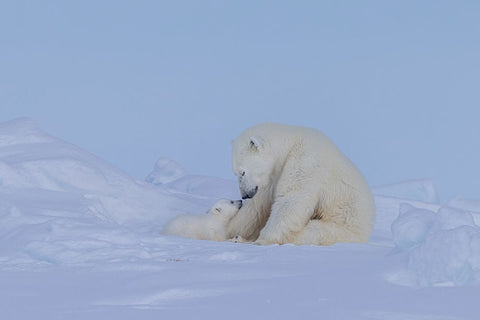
<box><xmin>241</xmin><ymin>186</ymin><xmax>258</xmax><ymax>200</ymax></box>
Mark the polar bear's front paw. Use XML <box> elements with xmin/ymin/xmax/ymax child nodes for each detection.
<box><xmin>253</xmin><ymin>237</ymin><xmax>283</xmax><ymax>246</ymax></box>
<box><xmin>253</xmin><ymin>239</ymin><xmax>272</xmax><ymax>246</ymax></box>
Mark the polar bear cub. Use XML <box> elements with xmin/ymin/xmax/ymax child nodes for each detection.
<box><xmin>162</xmin><ymin>199</ymin><xmax>242</xmax><ymax>241</ymax></box>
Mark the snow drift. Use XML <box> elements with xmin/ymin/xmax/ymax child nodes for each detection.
<box><xmin>390</xmin><ymin>203</ymin><xmax>480</xmax><ymax>286</ymax></box>
<box><xmin>0</xmin><ymin>118</ymin><xmax>204</xmax><ymax>269</ymax></box>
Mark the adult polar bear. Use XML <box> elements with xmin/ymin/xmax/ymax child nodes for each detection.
<box><xmin>227</xmin><ymin>123</ymin><xmax>375</xmax><ymax>245</ymax></box>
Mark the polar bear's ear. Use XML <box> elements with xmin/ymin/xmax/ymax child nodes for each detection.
<box><xmin>248</xmin><ymin>136</ymin><xmax>263</xmax><ymax>151</ymax></box>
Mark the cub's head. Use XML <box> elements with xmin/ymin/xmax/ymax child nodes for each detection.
<box><xmin>232</xmin><ymin>132</ymin><xmax>278</xmax><ymax>200</ymax></box>
<box><xmin>207</xmin><ymin>199</ymin><xmax>242</xmax><ymax>219</ymax></box>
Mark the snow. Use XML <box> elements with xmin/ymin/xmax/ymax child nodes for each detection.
<box><xmin>373</xmin><ymin>179</ymin><xmax>438</xmax><ymax>203</ymax></box>
<box><xmin>145</xmin><ymin>157</ymin><xmax>187</xmax><ymax>185</ymax></box>
<box><xmin>163</xmin><ymin>174</ymin><xmax>239</xmax><ymax>200</ymax></box>
<box><xmin>389</xmin><ymin>204</ymin><xmax>480</xmax><ymax>287</ymax></box>
<box><xmin>391</xmin><ymin>203</ymin><xmax>436</xmax><ymax>251</ymax></box>
<box><xmin>1</xmin><ymin>118</ymin><xmax>478</xmax><ymax>320</ymax></box>
<box><xmin>408</xmin><ymin>225</ymin><xmax>480</xmax><ymax>286</ymax></box>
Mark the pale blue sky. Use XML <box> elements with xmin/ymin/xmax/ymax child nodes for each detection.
<box><xmin>1</xmin><ymin>1</ymin><xmax>479</xmax><ymax>201</ymax></box>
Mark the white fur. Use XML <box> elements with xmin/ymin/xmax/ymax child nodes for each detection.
<box><xmin>162</xmin><ymin>199</ymin><xmax>241</xmax><ymax>241</ymax></box>
<box><xmin>227</xmin><ymin>123</ymin><xmax>376</xmax><ymax>245</ymax></box>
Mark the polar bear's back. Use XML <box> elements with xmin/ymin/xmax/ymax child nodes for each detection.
<box><xmin>162</xmin><ymin>214</ymin><xmax>230</xmax><ymax>241</ymax></box>
<box><xmin>162</xmin><ymin>214</ymin><xmax>204</xmax><ymax>238</ymax></box>
<box><xmin>303</xmin><ymin>128</ymin><xmax>376</xmax><ymax>240</ymax></box>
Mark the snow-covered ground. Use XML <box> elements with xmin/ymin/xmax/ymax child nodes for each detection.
<box><xmin>1</xmin><ymin>118</ymin><xmax>478</xmax><ymax>319</ymax></box>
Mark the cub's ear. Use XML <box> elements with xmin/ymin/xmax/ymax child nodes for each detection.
<box><xmin>248</xmin><ymin>136</ymin><xmax>263</xmax><ymax>151</ymax></box>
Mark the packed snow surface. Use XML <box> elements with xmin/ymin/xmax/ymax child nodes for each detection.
<box><xmin>0</xmin><ymin>118</ymin><xmax>478</xmax><ymax>320</ymax></box>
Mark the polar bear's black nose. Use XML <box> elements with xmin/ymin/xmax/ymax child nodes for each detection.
<box><xmin>241</xmin><ymin>186</ymin><xmax>258</xmax><ymax>200</ymax></box>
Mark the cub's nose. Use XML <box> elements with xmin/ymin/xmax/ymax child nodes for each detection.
<box><xmin>233</xmin><ymin>200</ymin><xmax>243</xmax><ymax>209</ymax></box>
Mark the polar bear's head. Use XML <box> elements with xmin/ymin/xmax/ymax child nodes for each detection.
<box><xmin>232</xmin><ymin>128</ymin><xmax>280</xmax><ymax>200</ymax></box>
<box><xmin>207</xmin><ymin>199</ymin><xmax>242</xmax><ymax>219</ymax></box>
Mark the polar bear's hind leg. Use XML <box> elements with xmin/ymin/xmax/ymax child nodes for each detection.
<box><xmin>294</xmin><ymin>219</ymin><xmax>368</xmax><ymax>246</ymax></box>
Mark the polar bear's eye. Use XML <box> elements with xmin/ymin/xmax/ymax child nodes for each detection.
<box><xmin>215</xmin><ymin>207</ymin><xmax>222</xmax><ymax>213</ymax></box>
<box><xmin>248</xmin><ymin>136</ymin><xmax>262</xmax><ymax>151</ymax></box>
